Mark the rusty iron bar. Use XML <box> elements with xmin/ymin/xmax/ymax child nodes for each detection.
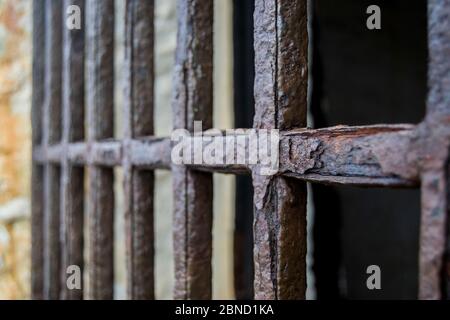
<box><xmin>33</xmin><ymin>138</ymin><xmax>167</xmax><ymax>168</ymax></box>
<box><xmin>418</xmin><ymin>0</ymin><xmax>450</xmax><ymax>300</ymax></box>
<box><xmin>252</xmin><ymin>0</ymin><xmax>308</xmax><ymax>299</ymax></box>
<box><xmin>425</xmin><ymin>1</ymin><xmax>450</xmax><ymax>118</ymax></box>
<box><xmin>86</xmin><ymin>0</ymin><xmax>115</xmax><ymax>300</ymax></box>
<box><xmin>60</xmin><ymin>0</ymin><xmax>85</xmax><ymax>300</ymax></box>
<box><xmin>419</xmin><ymin>170</ymin><xmax>448</xmax><ymax>299</ymax></box>
<box><xmin>29</xmin><ymin>0</ymin><xmax>450</xmax><ymax>301</ymax></box>
<box><xmin>31</xmin><ymin>0</ymin><xmax>45</xmax><ymax>300</ymax></box>
<box><xmin>33</xmin><ymin>124</ymin><xmax>422</xmax><ymax>187</ymax></box>
<box><xmin>123</xmin><ymin>0</ymin><xmax>155</xmax><ymax>300</ymax></box>
<box><xmin>172</xmin><ymin>0</ymin><xmax>214</xmax><ymax>299</ymax></box>
<box><xmin>446</xmin><ymin>159</ymin><xmax>450</xmax><ymax>299</ymax></box>
<box><xmin>42</xmin><ymin>0</ymin><xmax>63</xmax><ymax>300</ymax></box>
<box><xmin>279</xmin><ymin>124</ymin><xmax>420</xmax><ymax>187</ymax></box>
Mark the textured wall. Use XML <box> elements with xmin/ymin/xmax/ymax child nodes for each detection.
<box><xmin>0</xmin><ymin>0</ymin><xmax>32</xmax><ymax>300</ymax></box>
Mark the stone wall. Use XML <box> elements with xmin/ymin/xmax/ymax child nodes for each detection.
<box><xmin>0</xmin><ymin>0</ymin><xmax>31</xmax><ymax>300</ymax></box>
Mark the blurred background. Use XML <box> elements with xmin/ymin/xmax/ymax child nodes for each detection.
<box><xmin>0</xmin><ymin>0</ymin><xmax>429</xmax><ymax>300</ymax></box>
<box><xmin>0</xmin><ymin>0</ymin><xmax>236</xmax><ymax>299</ymax></box>
<box><xmin>0</xmin><ymin>0</ymin><xmax>32</xmax><ymax>299</ymax></box>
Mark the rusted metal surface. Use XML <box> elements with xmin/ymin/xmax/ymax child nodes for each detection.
<box><xmin>42</xmin><ymin>0</ymin><xmax>62</xmax><ymax>300</ymax></box>
<box><xmin>412</xmin><ymin>120</ymin><xmax>449</xmax><ymax>301</ymax></box>
<box><xmin>33</xmin><ymin>139</ymin><xmax>166</xmax><ymax>168</ymax></box>
<box><xmin>172</xmin><ymin>167</ymin><xmax>212</xmax><ymax>299</ymax></box>
<box><xmin>43</xmin><ymin>0</ymin><xmax>62</xmax><ymax>145</ymax></box>
<box><xmin>31</xmin><ymin>164</ymin><xmax>44</xmax><ymax>299</ymax></box>
<box><xmin>60</xmin><ymin>0</ymin><xmax>85</xmax><ymax>300</ymax></box>
<box><xmin>280</xmin><ymin>125</ymin><xmax>419</xmax><ymax>187</ymax></box>
<box><xmin>128</xmin><ymin>138</ymin><xmax>171</xmax><ymax>169</ymax></box>
<box><xmin>86</xmin><ymin>0</ymin><xmax>115</xmax><ymax>300</ymax></box>
<box><xmin>60</xmin><ymin>166</ymin><xmax>84</xmax><ymax>299</ymax></box>
<box><xmin>182</xmin><ymin>125</ymin><xmax>420</xmax><ymax>186</ymax></box>
<box><xmin>29</xmin><ymin>0</ymin><xmax>450</xmax><ymax>301</ymax></box>
<box><xmin>446</xmin><ymin>159</ymin><xmax>450</xmax><ymax>299</ymax></box>
<box><xmin>426</xmin><ymin>0</ymin><xmax>450</xmax><ymax>118</ymax></box>
<box><xmin>252</xmin><ymin>0</ymin><xmax>308</xmax><ymax>299</ymax></box>
<box><xmin>34</xmin><ymin>124</ymin><xmax>421</xmax><ymax>187</ymax></box>
<box><xmin>123</xmin><ymin>0</ymin><xmax>155</xmax><ymax>300</ymax></box>
<box><xmin>254</xmin><ymin>0</ymin><xmax>308</xmax><ymax>130</ymax></box>
<box><xmin>417</xmin><ymin>0</ymin><xmax>450</xmax><ymax>300</ymax></box>
<box><xmin>31</xmin><ymin>0</ymin><xmax>45</xmax><ymax>300</ymax></box>
<box><xmin>43</xmin><ymin>165</ymin><xmax>61</xmax><ymax>300</ymax></box>
<box><xmin>419</xmin><ymin>170</ymin><xmax>447</xmax><ymax>299</ymax></box>
<box><xmin>172</xmin><ymin>0</ymin><xmax>213</xmax><ymax>300</ymax></box>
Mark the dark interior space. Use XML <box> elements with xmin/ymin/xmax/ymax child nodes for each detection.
<box><xmin>312</xmin><ymin>0</ymin><xmax>427</xmax><ymax>126</ymax></box>
<box><xmin>233</xmin><ymin>0</ymin><xmax>255</xmax><ymax>300</ymax></box>
<box><xmin>311</xmin><ymin>0</ymin><xmax>427</xmax><ymax>299</ymax></box>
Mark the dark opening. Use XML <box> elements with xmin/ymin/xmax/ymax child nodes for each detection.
<box><xmin>311</xmin><ymin>0</ymin><xmax>427</xmax><ymax>127</ymax></box>
<box><xmin>311</xmin><ymin>0</ymin><xmax>426</xmax><ymax>299</ymax></box>
<box><xmin>232</xmin><ymin>0</ymin><xmax>255</xmax><ymax>300</ymax></box>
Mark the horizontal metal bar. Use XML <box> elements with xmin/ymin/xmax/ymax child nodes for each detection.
<box><xmin>32</xmin><ymin>124</ymin><xmax>421</xmax><ymax>187</ymax></box>
<box><xmin>128</xmin><ymin>137</ymin><xmax>170</xmax><ymax>170</ymax></box>
<box><xmin>185</xmin><ymin>124</ymin><xmax>420</xmax><ymax>186</ymax></box>
<box><xmin>283</xmin><ymin>173</ymin><xmax>416</xmax><ymax>187</ymax></box>
<box><xmin>279</xmin><ymin>124</ymin><xmax>420</xmax><ymax>187</ymax></box>
<box><xmin>33</xmin><ymin>140</ymin><xmax>122</xmax><ymax>166</ymax></box>
<box><xmin>186</xmin><ymin>164</ymin><xmax>250</xmax><ymax>175</ymax></box>
<box><xmin>33</xmin><ymin>138</ymin><xmax>169</xmax><ymax>169</ymax></box>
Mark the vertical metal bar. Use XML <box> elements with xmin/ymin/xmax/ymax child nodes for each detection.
<box><xmin>31</xmin><ymin>165</ymin><xmax>44</xmax><ymax>299</ymax></box>
<box><xmin>86</xmin><ymin>0</ymin><xmax>115</xmax><ymax>299</ymax></box>
<box><xmin>419</xmin><ymin>170</ymin><xmax>448</xmax><ymax>299</ymax></box>
<box><xmin>172</xmin><ymin>0</ymin><xmax>213</xmax><ymax>299</ymax></box>
<box><xmin>446</xmin><ymin>161</ymin><xmax>450</xmax><ymax>299</ymax></box>
<box><xmin>42</xmin><ymin>0</ymin><xmax>63</xmax><ymax>300</ymax></box>
<box><xmin>60</xmin><ymin>0</ymin><xmax>85</xmax><ymax>300</ymax></box>
<box><xmin>31</xmin><ymin>0</ymin><xmax>46</xmax><ymax>300</ymax></box>
<box><xmin>252</xmin><ymin>0</ymin><xmax>308</xmax><ymax>299</ymax></box>
<box><xmin>43</xmin><ymin>166</ymin><xmax>61</xmax><ymax>300</ymax></box>
<box><xmin>418</xmin><ymin>0</ymin><xmax>450</xmax><ymax>300</ymax></box>
<box><xmin>123</xmin><ymin>0</ymin><xmax>155</xmax><ymax>300</ymax></box>
<box><xmin>425</xmin><ymin>0</ymin><xmax>450</xmax><ymax>118</ymax></box>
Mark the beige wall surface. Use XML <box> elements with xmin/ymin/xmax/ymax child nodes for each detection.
<box><xmin>0</xmin><ymin>0</ymin><xmax>31</xmax><ymax>300</ymax></box>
